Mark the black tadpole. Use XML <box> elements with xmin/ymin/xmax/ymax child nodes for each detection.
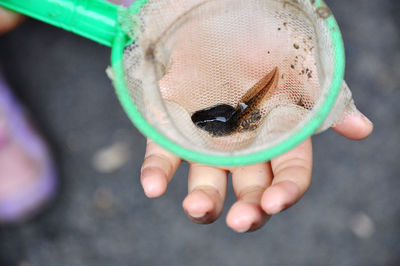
<box><xmin>191</xmin><ymin>104</ymin><xmax>241</xmax><ymax>137</ymax></box>
<box><xmin>191</xmin><ymin>67</ymin><xmax>279</xmax><ymax>137</ymax></box>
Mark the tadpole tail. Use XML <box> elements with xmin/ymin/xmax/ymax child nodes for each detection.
<box><xmin>239</xmin><ymin>67</ymin><xmax>279</xmax><ymax>105</ymax></box>
<box><xmin>235</xmin><ymin>67</ymin><xmax>279</xmax><ymax>124</ymax></box>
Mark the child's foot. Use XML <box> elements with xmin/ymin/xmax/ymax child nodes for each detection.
<box><xmin>0</xmin><ymin>77</ymin><xmax>57</xmax><ymax>223</ymax></box>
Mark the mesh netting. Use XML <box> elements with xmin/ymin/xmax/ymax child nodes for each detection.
<box><xmin>117</xmin><ymin>0</ymin><xmax>357</xmax><ymax>156</ymax></box>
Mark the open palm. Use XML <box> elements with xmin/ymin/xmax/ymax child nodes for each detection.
<box><xmin>140</xmin><ymin>112</ymin><xmax>373</xmax><ymax>232</ymax></box>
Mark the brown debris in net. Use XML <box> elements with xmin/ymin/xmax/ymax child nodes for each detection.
<box><xmin>316</xmin><ymin>6</ymin><xmax>332</xmax><ymax>19</ymax></box>
<box><xmin>306</xmin><ymin>69</ymin><xmax>313</xmax><ymax>79</ymax></box>
<box><xmin>297</xmin><ymin>98</ymin><xmax>305</xmax><ymax>107</ymax></box>
<box><xmin>297</xmin><ymin>98</ymin><xmax>313</xmax><ymax>111</ymax></box>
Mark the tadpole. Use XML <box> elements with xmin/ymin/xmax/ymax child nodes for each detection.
<box><xmin>191</xmin><ymin>67</ymin><xmax>279</xmax><ymax>136</ymax></box>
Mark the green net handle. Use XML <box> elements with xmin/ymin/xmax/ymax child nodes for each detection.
<box><xmin>0</xmin><ymin>0</ymin><xmax>120</xmax><ymax>47</ymax></box>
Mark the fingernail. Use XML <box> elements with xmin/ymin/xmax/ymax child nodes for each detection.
<box><xmin>356</xmin><ymin>110</ymin><xmax>373</xmax><ymax>125</ymax></box>
<box><xmin>262</xmin><ymin>182</ymin><xmax>300</xmax><ymax>215</ymax></box>
<box><xmin>362</xmin><ymin>114</ymin><xmax>373</xmax><ymax>125</ymax></box>
<box><xmin>189</xmin><ymin>212</ymin><xmax>206</xmax><ymax>219</ymax></box>
<box><xmin>140</xmin><ymin>167</ymin><xmax>166</xmax><ymax>198</ymax></box>
<box><xmin>265</xmin><ymin>202</ymin><xmax>284</xmax><ymax>214</ymax></box>
<box><xmin>236</xmin><ymin>228</ymin><xmax>249</xmax><ymax>233</ymax></box>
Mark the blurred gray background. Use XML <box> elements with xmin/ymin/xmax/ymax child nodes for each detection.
<box><xmin>0</xmin><ymin>0</ymin><xmax>399</xmax><ymax>265</ymax></box>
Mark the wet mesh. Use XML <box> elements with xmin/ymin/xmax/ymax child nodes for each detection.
<box><xmin>118</xmin><ymin>0</ymin><xmax>357</xmax><ymax>155</ymax></box>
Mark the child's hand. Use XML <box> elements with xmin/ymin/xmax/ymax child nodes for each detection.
<box><xmin>0</xmin><ymin>7</ymin><xmax>24</xmax><ymax>34</ymax></box>
<box><xmin>140</xmin><ymin>111</ymin><xmax>373</xmax><ymax>232</ymax></box>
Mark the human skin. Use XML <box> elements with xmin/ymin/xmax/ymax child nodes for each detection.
<box><xmin>141</xmin><ymin>114</ymin><xmax>373</xmax><ymax>232</ymax></box>
<box><xmin>0</xmin><ymin>8</ymin><xmax>23</xmax><ymax>34</ymax></box>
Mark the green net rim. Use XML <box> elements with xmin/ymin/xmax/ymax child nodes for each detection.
<box><xmin>111</xmin><ymin>0</ymin><xmax>345</xmax><ymax>166</ymax></box>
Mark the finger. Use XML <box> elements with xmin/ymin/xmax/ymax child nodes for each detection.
<box><xmin>262</xmin><ymin>138</ymin><xmax>312</xmax><ymax>215</ymax></box>
<box><xmin>332</xmin><ymin>110</ymin><xmax>373</xmax><ymax>140</ymax></box>
<box><xmin>141</xmin><ymin>139</ymin><xmax>181</xmax><ymax>198</ymax></box>
<box><xmin>0</xmin><ymin>8</ymin><xmax>24</xmax><ymax>34</ymax></box>
<box><xmin>182</xmin><ymin>164</ymin><xmax>227</xmax><ymax>224</ymax></box>
<box><xmin>226</xmin><ymin>163</ymin><xmax>273</xmax><ymax>232</ymax></box>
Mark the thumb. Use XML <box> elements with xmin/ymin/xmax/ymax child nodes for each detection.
<box><xmin>332</xmin><ymin>110</ymin><xmax>374</xmax><ymax>140</ymax></box>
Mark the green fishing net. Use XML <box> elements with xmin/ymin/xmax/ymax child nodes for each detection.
<box><xmin>111</xmin><ymin>0</ymin><xmax>357</xmax><ymax>164</ymax></box>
